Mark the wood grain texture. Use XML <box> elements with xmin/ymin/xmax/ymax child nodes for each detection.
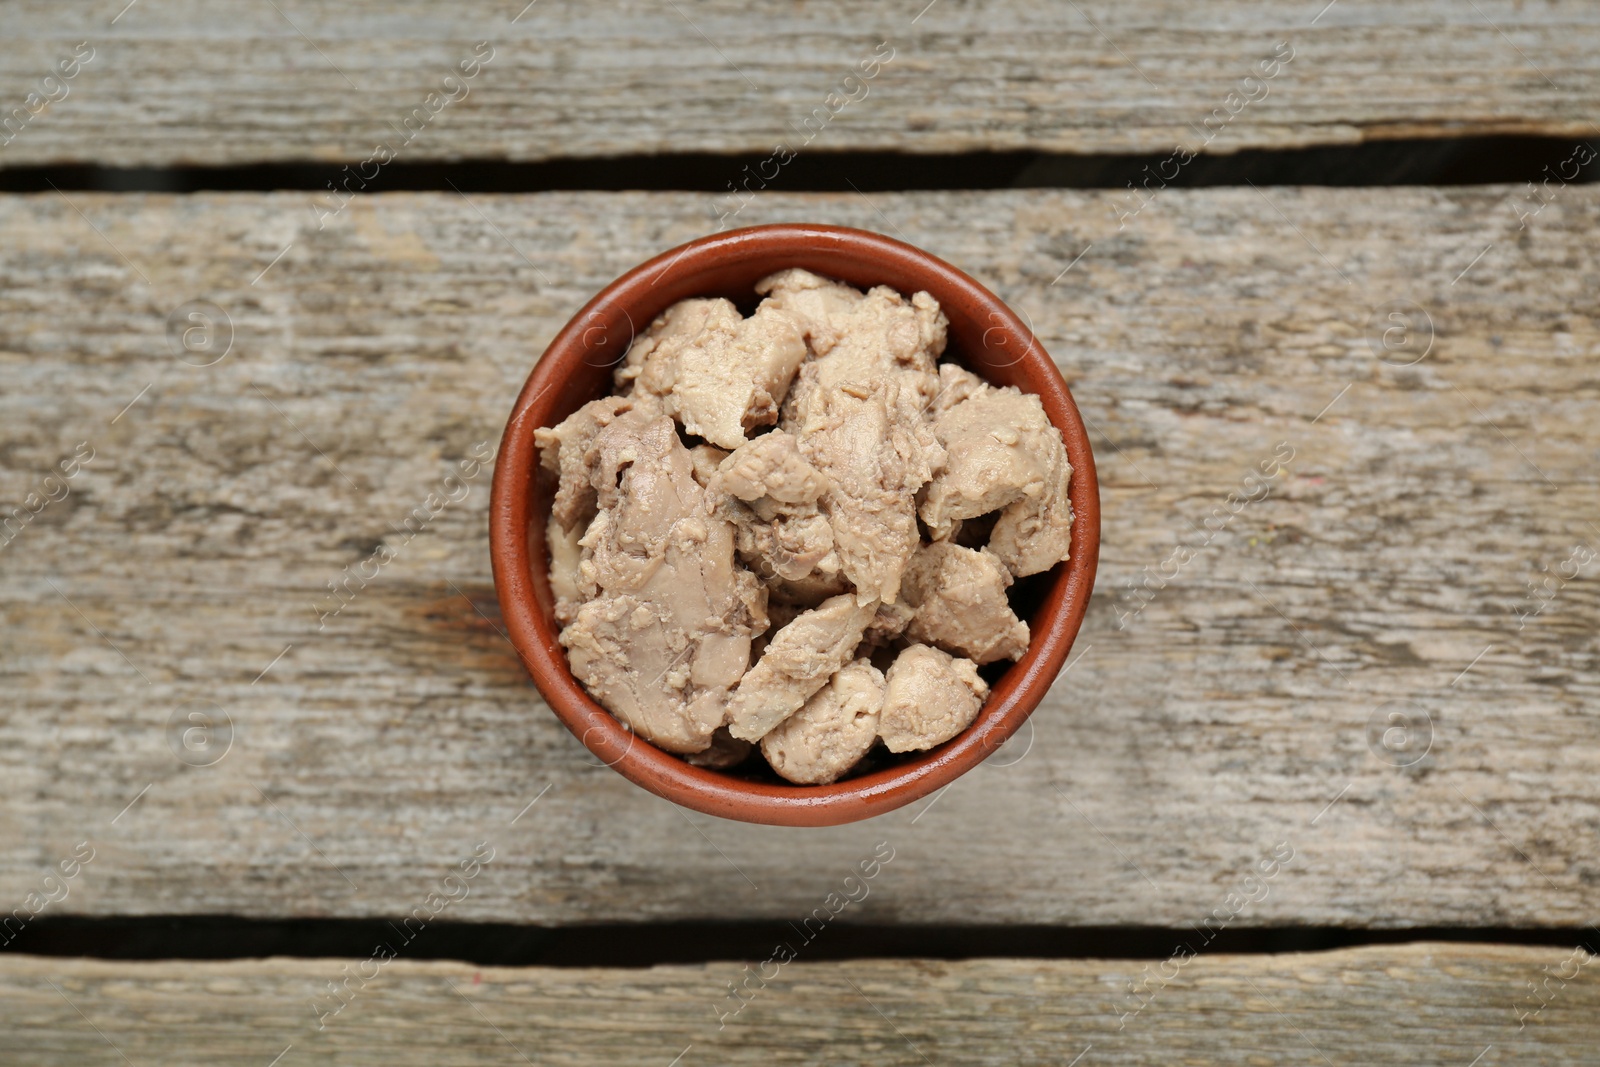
<box><xmin>1</xmin><ymin>187</ymin><xmax>1598</xmax><ymax>927</ymax></box>
<box><xmin>1</xmin><ymin>944</ymin><xmax>1596</xmax><ymax>1064</ymax></box>
<box><xmin>1</xmin><ymin>1</ymin><xmax>1598</xmax><ymax>166</ymax></box>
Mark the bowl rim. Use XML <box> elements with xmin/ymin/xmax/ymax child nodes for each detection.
<box><xmin>489</xmin><ymin>222</ymin><xmax>1100</xmax><ymax>826</ymax></box>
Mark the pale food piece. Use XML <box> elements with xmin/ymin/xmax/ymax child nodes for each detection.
<box><xmin>988</xmin><ymin>449</ymin><xmax>1074</xmax><ymax>578</ymax></box>
<box><xmin>920</xmin><ymin>363</ymin><xmax>1063</xmax><ymax>550</ymax></box>
<box><xmin>711</xmin><ymin>431</ymin><xmax>839</xmax><ymax>583</ymax></box>
<box><xmin>786</xmin><ymin>376</ymin><xmax>938</xmax><ymax>605</ymax></box>
<box><xmin>558</xmin><ymin>410</ymin><xmax>764</xmax><ymax>753</ymax></box>
<box><xmin>760</xmin><ymin>659</ymin><xmax>885</xmax><ymax>784</ymax></box>
<box><xmin>545</xmin><ymin>514</ymin><xmax>585</xmax><ymax>626</ymax></box>
<box><xmin>724</xmin><ymin>593</ymin><xmax>878</xmax><ymax>742</ymax></box>
<box><xmin>535</xmin><ymin>393</ymin><xmax>656</xmax><ymax>533</ymax></box>
<box><xmin>900</xmin><ymin>541</ymin><xmax>1030</xmax><ymax>665</ymax></box>
<box><xmin>616</xmin><ymin>297</ymin><xmax>806</xmax><ymax>449</ymax></box>
<box><xmin>688</xmin><ymin>443</ymin><xmax>729</xmax><ymax>488</ymax></box>
<box><xmin>758</xmin><ymin>267</ymin><xmax>947</xmax><ymax>425</ymax></box>
<box><xmin>878</xmin><ymin>643</ymin><xmax>989</xmax><ymax>753</ymax></box>
<box><xmin>765</xmin><ymin>269</ymin><xmax>950</xmax><ymax>603</ymax></box>
<box><xmin>919</xmin><ymin>363</ymin><xmax>1074</xmax><ymax>576</ymax></box>
<box><xmin>713</xmin><ymin>430</ymin><xmax>827</xmax><ymax>506</ymax></box>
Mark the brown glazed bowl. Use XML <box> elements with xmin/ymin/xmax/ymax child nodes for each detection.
<box><xmin>490</xmin><ymin>223</ymin><xmax>1099</xmax><ymax>826</ymax></box>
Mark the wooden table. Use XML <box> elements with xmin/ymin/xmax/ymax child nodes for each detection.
<box><xmin>3</xmin><ymin>3</ymin><xmax>1598</xmax><ymax>1063</ymax></box>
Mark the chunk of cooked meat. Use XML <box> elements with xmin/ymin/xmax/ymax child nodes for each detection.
<box><xmin>752</xmin><ymin>268</ymin><xmax>866</xmax><ymax>356</ymax></box>
<box><xmin>562</xmin><ymin>595</ymin><xmax>727</xmax><ymax>753</ymax></box>
<box><xmin>928</xmin><ymin>362</ymin><xmax>988</xmax><ymax>412</ymax></box>
<box><xmin>727</xmin><ymin>506</ymin><xmax>838</xmax><ymax>583</ymax></box>
<box><xmin>755</xmin><ymin>265</ymin><xmax>940</xmax><ymax>379</ymax></box>
<box><xmin>988</xmin><ymin>443</ymin><xmax>1074</xmax><ymax>577</ymax></box>
<box><xmin>535</xmin><ymin>394</ymin><xmax>656</xmax><ymax>533</ymax></box>
<box><xmin>688</xmin><ymin>444</ymin><xmax>728</xmax><ymax>488</ymax></box>
<box><xmin>546</xmin><ymin>514</ymin><xmax>585</xmax><ymax>626</ymax></box>
<box><xmin>786</xmin><ymin>376</ymin><xmax>940</xmax><ymax>604</ymax></box>
<box><xmin>711</xmin><ymin>432</ymin><xmax>838</xmax><ymax>582</ymax></box>
<box><xmin>755</xmin><ymin>280</ymin><xmax>948</xmax><ymax>597</ymax></box>
<box><xmin>900</xmin><ymin>542</ymin><xmax>1030</xmax><ymax>665</ymax></box>
<box><xmin>615</xmin><ymin>297</ymin><xmax>806</xmax><ymax>449</ymax></box>
<box><xmin>558</xmin><ymin>410</ymin><xmax>765</xmax><ymax>753</ymax></box>
<box><xmin>760</xmin><ymin>659</ymin><xmax>885</xmax><ymax>784</ymax></box>
<box><xmin>919</xmin><ymin>365</ymin><xmax>1051</xmax><ymax>540</ymax></box>
<box><xmin>725</xmin><ymin>593</ymin><xmax>878</xmax><ymax>742</ymax></box>
<box><xmin>878</xmin><ymin>643</ymin><xmax>989</xmax><ymax>752</ymax></box>
<box><xmin>758</xmin><ymin>268</ymin><xmax>947</xmax><ymax>425</ymax></box>
<box><xmin>750</xmin><ymin>596</ymin><xmax>801</xmax><ymax>667</ymax></box>
<box><xmin>714</xmin><ymin>431</ymin><xmax>828</xmax><ymax>506</ymax></box>
<box><xmin>577</xmin><ymin>410</ymin><xmax>700</xmax><ymax>594</ymax></box>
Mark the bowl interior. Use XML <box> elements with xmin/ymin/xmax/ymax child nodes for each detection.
<box><xmin>490</xmin><ymin>224</ymin><xmax>1099</xmax><ymax>826</ymax></box>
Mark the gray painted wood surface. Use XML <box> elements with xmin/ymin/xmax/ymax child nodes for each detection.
<box><xmin>1</xmin><ymin>1</ymin><xmax>1597</xmax><ymax>165</ymax></box>
<box><xmin>1</xmin><ymin>944</ymin><xmax>1595</xmax><ymax>1065</ymax></box>
<box><xmin>0</xmin><ymin>187</ymin><xmax>1597</xmax><ymax>928</ymax></box>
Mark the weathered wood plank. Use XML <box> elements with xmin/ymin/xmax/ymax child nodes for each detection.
<box><xmin>1</xmin><ymin>187</ymin><xmax>1598</xmax><ymax>927</ymax></box>
<box><xmin>1</xmin><ymin>1</ymin><xmax>1597</xmax><ymax>166</ymax></box>
<box><xmin>1</xmin><ymin>944</ymin><xmax>1595</xmax><ymax>1064</ymax></box>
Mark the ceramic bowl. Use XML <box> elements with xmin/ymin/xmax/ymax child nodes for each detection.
<box><xmin>489</xmin><ymin>223</ymin><xmax>1099</xmax><ymax>826</ymax></box>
